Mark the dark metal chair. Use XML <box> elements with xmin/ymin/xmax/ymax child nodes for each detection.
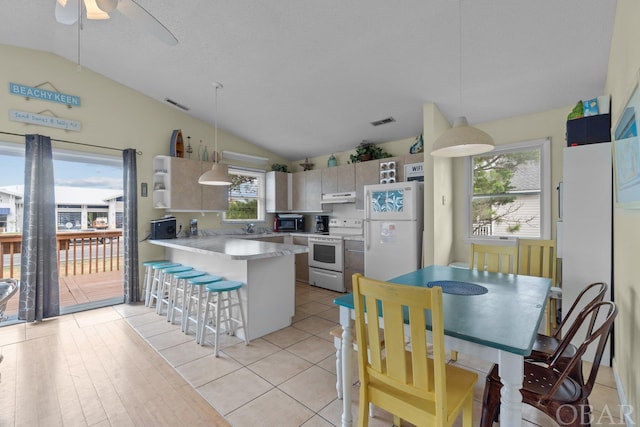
<box><xmin>480</xmin><ymin>301</ymin><xmax>617</xmax><ymax>427</ymax></box>
<box><xmin>529</xmin><ymin>282</ymin><xmax>607</xmax><ymax>365</ymax></box>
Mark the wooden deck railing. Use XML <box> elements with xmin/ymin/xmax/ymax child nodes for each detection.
<box><xmin>0</xmin><ymin>230</ymin><xmax>123</xmax><ymax>279</ymax></box>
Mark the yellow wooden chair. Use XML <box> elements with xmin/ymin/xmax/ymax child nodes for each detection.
<box><xmin>352</xmin><ymin>273</ymin><xmax>477</xmax><ymax>427</ymax></box>
<box><xmin>518</xmin><ymin>239</ymin><xmax>557</xmax><ymax>335</ymax></box>
<box><xmin>469</xmin><ymin>243</ymin><xmax>518</xmax><ymax>274</ymax></box>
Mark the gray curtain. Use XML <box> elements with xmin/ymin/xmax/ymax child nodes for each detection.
<box><xmin>19</xmin><ymin>134</ymin><xmax>60</xmax><ymax>321</ymax></box>
<box><xmin>123</xmin><ymin>148</ymin><xmax>140</xmax><ymax>303</ymax></box>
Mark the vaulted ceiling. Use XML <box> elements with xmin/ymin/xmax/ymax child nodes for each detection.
<box><xmin>0</xmin><ymin>1</ymin><xmax>617</xmax><ymax>160</ymax></box>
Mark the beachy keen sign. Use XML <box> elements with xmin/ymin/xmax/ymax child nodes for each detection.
<box><xmin>9</xmin><ymin>82</ymin><xmax>81</xmax><ymax>107</ymax></box>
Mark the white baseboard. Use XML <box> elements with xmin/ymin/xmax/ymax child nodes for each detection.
<box><xmin>613</xmin><ymin>360</ymin><xmax>636</xmax><ymax>426</ymax></box>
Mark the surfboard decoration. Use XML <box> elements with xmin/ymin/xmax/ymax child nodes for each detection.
<box><xmin>170</xmin><ymin>129</ymin><xmax>184</xmax><ymax>157</ymax></box>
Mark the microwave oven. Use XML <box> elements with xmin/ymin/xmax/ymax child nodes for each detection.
<box><xmin>275</xmin><ymin>214</ymin><xmax>305</xmax><ymax>232</ymax></box>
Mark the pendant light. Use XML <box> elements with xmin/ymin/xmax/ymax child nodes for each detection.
<box><xmin>431</xmin><ymin>1</ymin><xmax>494</xmax><ymax>157</ymax></box>
<box><xmin>199</xmin><ymin>82</ymin><xmax>231</xmax><ymax>186</ymax></box>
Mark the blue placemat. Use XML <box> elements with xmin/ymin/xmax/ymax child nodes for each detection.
<box><xmin>425</xmin><ymin>280</ymin><xmax>488</xmax><ymax>296</ymax></box>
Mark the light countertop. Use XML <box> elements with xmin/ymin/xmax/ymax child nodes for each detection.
<box><xmin>148</xmin><ymin>235</ymin><xmax>308</xmax><ymax>261</ymax></box>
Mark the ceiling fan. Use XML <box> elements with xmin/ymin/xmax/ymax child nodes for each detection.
<box><xmin>54</xmin><ymin>0</ymin><xmax>178</xmax><ymax>46</ymax></box>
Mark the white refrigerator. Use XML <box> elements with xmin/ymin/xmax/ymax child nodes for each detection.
<box><xmin>364</xmin><ymin>181</ymin><xmax>424</xmax><ymax>281</ymax></box>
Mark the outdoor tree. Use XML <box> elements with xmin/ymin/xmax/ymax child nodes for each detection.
<box><xmin>226</xmin><ymin>174</ymin><xmax>258</xmax><ymax>220</ymax></box>
<box><xmin>472</xmin><ymin>150</ymin><xmax>539</xmax><ymax>235</ymax></box>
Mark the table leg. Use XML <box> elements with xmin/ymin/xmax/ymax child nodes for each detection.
<box><xmin>498</xmin><ymin>351</ymin><xmax>524</xmax><ymax>426</ymax></box>
<box><xmin>340</xmin><ymin>308</ymin><xmax>353</xmax><ymax>427</ymax></box>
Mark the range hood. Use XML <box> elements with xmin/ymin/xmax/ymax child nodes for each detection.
<box><xmin>321</xmin><ymin>191</ymin><xmax>356</xmax><ymax>204</ymax></box>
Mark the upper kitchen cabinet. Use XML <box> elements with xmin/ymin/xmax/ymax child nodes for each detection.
<box><xmin>200</xmin><ymin>160</ymin><xmax>230</xmax><ymax>211</ymax></box>
<box><xmin>322</xmin><ymin>164</ymin><xmax>355</xmax><ymax>194</ymax></box>
<box><xmin>291</xmin><ymin>169</ymin><xmax>324</xmax><ymax>212</ymax></box>
<box><xmin>153</xmin><ymin>155</ymin><xmax>228</xmax><ymax>212</ymax></box>
<box><xmin>355</xmin><ymin>160</ymin><xmax>380</xmax><ymax>209</ymax></box>
<box><xmin>266</xmin><ymin>171</ymin><xmax>290</xmax><ymax>213</ymax></box>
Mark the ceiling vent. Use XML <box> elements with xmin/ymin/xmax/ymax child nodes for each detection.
<box><xmin>165</xmin><ymin>98</ymin><xmax>190</xmax><ymax>111</ymax></box>
<box><xmin>370</xmin><ymin>116</ymin><xmax>395</xmax><ymax>127</ymax></box>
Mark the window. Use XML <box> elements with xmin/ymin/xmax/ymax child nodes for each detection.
<box><xmin>465</xmin><ymin>138</ymin><xmax>551</xmax><ymax>241</ymax></box>
<box><xmin>223</xmin><ymin>167</ymin><xmax>265</xmax><ymax>223</ymax></box>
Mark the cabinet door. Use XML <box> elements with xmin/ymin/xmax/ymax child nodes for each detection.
<box><xmin>305</xmin><ymin>169</ymin><xmax>323</xmax><ymax>211</ymax></box>
<box><xmin>355</xmin><ymin>160</ymin><xmax>380</xmax><ymax>209</ymax></box>
<box><xmin>344</xmin><ymin>239</ymin><xmax>364</xmax><ymax>292</ymax></box>
<box><xmin>200</xmin><ymin>160</ymin><xmax>229</xmax><ymax>211</ymax></box>
<box><xmin>169</xmin><ymin>157</ymin><xmax>202</xmax><ymax>210</ymax></box>
<box><xmin>322</xmin><ymin>167</ymin><xmax>338</xmax><ymax>194</ymax></box>
<box><xmin>266</xmin><ymin>171</ymin><xmax>290</xmax><ymax>212</ymax></box>
<box><xmin>291</xmin><ymin>172</ymin><xmax>306</xmax><ymax>212</ymax></box>
<box><xmin>292</xmin><ymin>236</ymin><xmax>309</xmax><ymax>282</ymax></box>
<box><xmin>337</xmin><ymin>164</ymin><xmax>356</xmax><ymax>192</ymax></box>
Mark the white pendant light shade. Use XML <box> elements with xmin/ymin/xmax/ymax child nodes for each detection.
<box><xmin>431</xmin><ymin>117</ymin><xmax>495</xmax><ymax>157</ymax></box>
<box><xmin>198</xmin><ymin>163</ymin><xmax>231</xmax><ymax>186</ymax></box>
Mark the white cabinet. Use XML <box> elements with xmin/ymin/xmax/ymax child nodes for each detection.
<box><xmin>153</xmin><ymin>155</ymin><xmax>228</xmax><ymax>212</ymax></box>
<box><xmin>561</xmin><ymin>143</ymin><xmax>612</xmax><ymax>365</ymax></box>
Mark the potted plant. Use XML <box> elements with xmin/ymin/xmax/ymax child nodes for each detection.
<box><xmin>349</xmin><ymin>142</ymin><xmax>392</xmax><ymax>163</ymax></box>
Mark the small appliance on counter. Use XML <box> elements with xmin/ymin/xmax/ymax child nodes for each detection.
<box><xmin>189</xmin><ymin>219</ymin><xmax>198</xmax><ymax>236</ymax></box>
<box><xmin>150</xmin><ymin>216</ymin><xmax>177</xmax><ymax>240</ymax></box>
<box><xmin>314</xmin><ymin>215</ymin><xmax>329</xmax><ymax>234</ymax></box>
<box><xmin>274</xmin><ymin>214</ymin><xmax>305</xmax><ymax>232</ymax></box>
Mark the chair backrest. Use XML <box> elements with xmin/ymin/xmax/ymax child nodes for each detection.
<box><xmin>469</xmin><ymin>243</ymin><xmax>518</xmax><ymax>274</ymax></box>
<box><xmin>518</xmin><ymin>239</ymin><xmax>556</xmax><ymax>284</ymax></box>
<box><xmin>555</xmin><ymin>282</ymin><xmax>607</xmax><ymax>339</ymax></box>
<box><xmin>546</xmin><ymin>301</ymin><xmax>617</xmax><ymax>399</ymax></box>
<box><xmin>352</xmin><ymin>273</ymin><xmax>448</xmax><ymax>417</ymax></box>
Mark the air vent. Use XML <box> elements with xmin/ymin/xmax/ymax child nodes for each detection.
<box><xmin>164</xmin><ymin>98</ymin><xmax>190</xmax><ymax>111</ymax></box>
<box><xmin>370</xmin><ymin>116</ymin><xmax>395</xmax><ymax>126</ymax></box>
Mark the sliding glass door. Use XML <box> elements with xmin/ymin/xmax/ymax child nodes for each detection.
<box><xmin>0</xmin><ymin>141</ymin><xmax>124</xmax><ymax>324</ymax></box>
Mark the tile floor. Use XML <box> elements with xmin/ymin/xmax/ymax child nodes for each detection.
<box><xmin>1</xmin><ymin>280</ymin><xmax>625</xmax><ymax>426</ymax></box>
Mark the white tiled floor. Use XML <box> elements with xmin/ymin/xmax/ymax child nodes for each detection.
<box><xmin>118</xmin><ymin>280</ymin><xmax>623</xmax><ymax>426</ymax></box>
<box><xmin>1</xmin><ymin>280</ymin><xmax>623</xmax><ymax>426</ymax></box>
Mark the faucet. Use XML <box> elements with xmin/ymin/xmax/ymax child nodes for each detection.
<box><xmin>245</xmin><ymin>223</ymin><xmax>255</xmax><ymax>234</ymax></box>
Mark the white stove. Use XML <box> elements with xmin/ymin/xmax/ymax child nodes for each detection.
<box><xmin>328</xmin><ymin>218</ymin><xmax>364</xmax><ymax>238</ymax></box>
<box><xmin>308</xmin><ymin>218</ymin><xmax>363</xmax><ymax>292</ymax></box>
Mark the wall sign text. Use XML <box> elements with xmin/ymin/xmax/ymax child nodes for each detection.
<box><xmin>9</xmin><ymin>109</ymin><xmax>82</xmax><ymax>132</ymax></box>
<box><xmin>9</xmin><ymin>82</ymin><xmax>81</xmax><ymax>107</ymax></box>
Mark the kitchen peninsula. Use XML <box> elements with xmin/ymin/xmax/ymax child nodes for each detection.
<box><xmin>149</xmin><ymin>235</ymin><xmax>308</xmax><ymax>340</ymax></box>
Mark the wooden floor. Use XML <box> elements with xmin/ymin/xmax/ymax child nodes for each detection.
<box><xmin>2</xmin><ymin>271</ymin><xmax>124</xmax><ymax>319</ymax></box>
<box><xmin>0</xmin><ymin>307</ymin><xmax>230</xmax><ymax>426</ymax></box>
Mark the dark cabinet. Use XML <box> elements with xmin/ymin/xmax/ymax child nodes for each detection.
<box><xmin>566</xmin><ymin>114</ymin><xmax>611</xmax><ymax>146</ymax></box>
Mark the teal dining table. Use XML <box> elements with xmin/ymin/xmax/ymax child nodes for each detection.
<box><xmin>333</xmin><ymin>265</ymin><xmax>551</xmax><ymax>427</ymax></box>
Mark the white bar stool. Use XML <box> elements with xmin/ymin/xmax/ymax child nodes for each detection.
<box><xmin>142</xmin><ymin>260</ymin><xmax>170</xmax><ymax>306</ymax></box>
<box><xmin>199</xmin><ymin>280</ymin><xmax>249</xmax><ymax>357</ymax></box>
<box><xmin>182</xmin><ymin>274</ymin><xmax>223</xmax><ymax>341</ymax></box>
<box><xmin>168</xmin><ymin>270</ymin><xmax>206</xmax><ymax>325</ymax></box>
<box><xmin>147</xmin><ymin>262</ymin><xmax>181</xmax><ymax>308</ymax></box>
<box><xmin>157</xmin><ymin>265</ymin><xmax>193</xmax><ymax>317</ymax></box>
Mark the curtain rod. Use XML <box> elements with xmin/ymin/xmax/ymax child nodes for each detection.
<box><xmin>0</xmin><ymin>131</ymin><xmax>142</xmax><ymax>155</ymax></box>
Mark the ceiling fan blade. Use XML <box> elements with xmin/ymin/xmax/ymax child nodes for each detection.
<box><xmin>55</xmin><ymin>0</ymin><xmax>80</xmax><ymax>25</ymax></box>
<box><xmin>118</xmin><ymin>0</ymin><xmax>178</xmax><ymax>46</ymax></box>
